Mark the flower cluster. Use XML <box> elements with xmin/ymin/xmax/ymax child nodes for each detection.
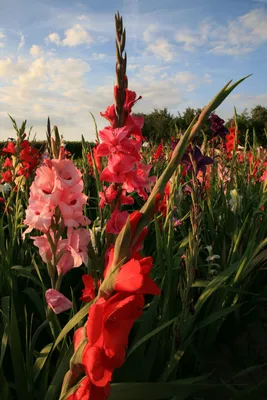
<box><xmin>225</xmin><ymin>124</ymin><xmax>239</xmax><ymax>156</ymax></box>
<box><xmin>97</xmin><ymin>88</ymin><xmax>155</xmax><ymax>235</ymax></box>
<box><xmin>209</xmin><ymin>114</ymin><xmax>228</xmax><ymax>139</ymax></box>
<box><xmin>24</xmin><ymin>157</ymin><xmax>91</xmax><ymax>311</ymax></box>
<box><xmin>153</xmin><ymin>142</ymin><xmax>164</xmax><ymax>162</ymax></box>
<box><xmin>1</xmin><ymin>137</ymin><xmax>40</xmax><ymax>185</ymax></box>
<box><xmin>67</xmin><ymin>212</ymin><xmax>160</xmax><ymax>400</ymax></box>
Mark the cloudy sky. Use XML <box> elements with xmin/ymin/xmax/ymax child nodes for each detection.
<box><xmin>0</xmin><ymin>0</ymin><xmax>267</xmax><ymax>141</ymax></box>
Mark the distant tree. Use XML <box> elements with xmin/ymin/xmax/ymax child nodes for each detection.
<box><xmin>134</xmin><ymin>108</ymin><xmax>176</xmax><ymax>145</ymax></box>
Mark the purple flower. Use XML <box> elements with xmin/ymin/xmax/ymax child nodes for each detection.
<box><xmin>209</xmin><ymin>114</ymin><xmax>228</xmax><ymax>138</ymax></box>
<box><xmin>182</xmin><ymin>146</ymin><xmax>213</xmax><ymax>174</ymax></box>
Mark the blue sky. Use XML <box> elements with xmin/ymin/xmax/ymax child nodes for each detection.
<box><xmin>1</xmin><ymin>0</ymin><xmax>267</xmax><ymax>140</ymax></box>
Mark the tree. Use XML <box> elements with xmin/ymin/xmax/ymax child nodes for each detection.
<box><xmin>134</xmin><ymin>108</ymin><xmax>176</xmax><ymax>145</ymax></box>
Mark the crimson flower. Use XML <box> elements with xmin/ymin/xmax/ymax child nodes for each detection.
<box><xmin>2</xmin><ymin>141</ymin><xmax>16</xmax><ymax>155</ymax></box>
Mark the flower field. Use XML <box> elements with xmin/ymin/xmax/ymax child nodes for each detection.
<box><xmin>1</xmin><ymin>13</ymin><xmax>267</xmax><ymax>400</ymax></box>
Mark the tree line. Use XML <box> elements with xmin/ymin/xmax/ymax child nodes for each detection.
<box><xmin>135</xmin><ymin>105</ymin><xmax>267</xmax><ymax>146</ymax></box>
<box><xmin>1</xmin><ymin>105</ymin><xmax>266</xmax><ymax>158</ymax></box>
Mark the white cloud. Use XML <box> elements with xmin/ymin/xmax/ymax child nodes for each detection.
<box><xmin>176</xmin><ymin>22</ymin><xmax>210</xmax><ymax>52</ymax></box>
<box><xmin>203</xmin><ymin>73</ymin><xmax>212</xmax><ymax>84</ymax></box>
<box><xmin>91</xmin><ymin>53</ymin><xmax>106</xmax><ymax>60</ymax></box>
<box><xmin>45</xmin><ymin>32</ymin><xmax>61</xmax><ymax>46</ymax></box>
<box><xmin>0</xmin><ymin>57</ymin><xmax>27</xmax><ymax>80</ymax></box>
<box><xmin>0</xmin><ymin>54</ymin><xmax>100</xmax><ymax>140</ymax></box>
<box><xmin>147</xmin><ymin>38</ymin><xmax>174</xmax><ymax>61</ymax></box>
<box><xmin>173</xmin><ymin>71</ymin><xmax>196</xmax><ymax>84</ymax></box>
<box><xmin>128</xmin><ymin>64</ymin><xmax>140</xmax><ymax>70</ymax></box>
<box><xmin>45</xmin><ymin>24</ymin><xmax>93</xmax><ymax>47</ymax></box>
<box><xmin>77</xmin><ymin>15</ymin><xmax>89</xmax><ymax>21</ymax></box>
<box><xmin>62</xmin><ymin>24</ymin><xmax>93</xmax><ymax>46</ymax></box>
<box><xmin>143</xmin><ymin>24</ymin><xmax>158</xmax><ymax>42</ymax></box>
<box><xmin>0</xmin><ymin>31</ymin><xmax>6</xmax><ymax>47</ymax></box>
<box><xmin>30</xmin><ymin>45</ymin><xmax>44</xmax><ymax>57</ymax></box>
<box><xmin>18</xmin><ymin>34</ymin><xmax>25</xmax><ymax>50</ymax></box>
<box><xmin>176</xmin><ymin>8</ymin><xmax>267</xmax><ymax>56</ymax></box>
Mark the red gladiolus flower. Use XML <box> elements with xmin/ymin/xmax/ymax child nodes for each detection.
<box><xmin>82</xmin><ymin>346</ymin><xmax>114</xmax><ymax>387</ymax></box>
<box><xmin>2</xmin><ymin>141</ymin><xmax>16</xmax><ymax>154</ymax></box>
<box><xmin>86</xmin><ymin>293</ymin><xmax>144</xmax><ymax>362</ymax></box>
<box><xmin>100</xmin><ymin>105</ymin><xmax>117</xmax><ymax>127</ymax></box>
<box><xmin>80</xmin><ymin>275</ymin><xmax>96</xmax><ymax>302</ymax></box>
<box><xmin>2</xmin><ymin>170</ymin><xmax>12</xmax><ymax>183</ymax></box>
<box><xmin>3</xmin><ymin>157</ymin><xmax>12</xmax><ymax>168</ymax></box>
<box><xmin>66</xmin><ymin>376</ymin><xmax>110</xmax><ymax>400</ymax></box>
<box><xmin>114</xmin><ymin>257</ymin><xmax>160</xmax><ymax>296</ymax></box>
<box><xmin>106</xmin><ymin>209</ymin><xmax>129</xmax><ymax>235</ymax></box>
<box><xmin>153</xmin><ymin>142</ymin><xmax>164</xmax><ymax>162</ymax></box>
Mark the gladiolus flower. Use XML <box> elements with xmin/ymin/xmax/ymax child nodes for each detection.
<box><xmin>2</xmin><ymin>141</ymin><xmax>16</xmax><ymax>154</ymax></box>
<box><xmin>1</xmin><ymin>170</ymin><xmax>12</xmax><ymax>183</ymax></box>
<box><xmin>3</xmin><ymin>158</ymin><xmax>13</xmax><ymax>168</ymax></box>
<box><xmin>45</xmin><ymin>289</ymin><xmax>72</xmax><ymax>314</ymax></box>
<box><xmin>85</xmin><ymin>293</ymin><xmax>144</xmax><ymax>362</ymax></box>
<box><xmin>106</xmin><ymin>210</ymin><xmax>129</xmax><ymax>234</ymax></box>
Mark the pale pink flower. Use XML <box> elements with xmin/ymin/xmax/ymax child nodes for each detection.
<box><xmin>59</xmin><ymin>189</ymin><xmax>88</xmax><ymax>227</ymax></box>
<box><xmin>30</xmin><ymin>164</ymin><xmax>62</xmax><ymax>207</ymax></box>
<box><xmin>51</xmin><ymin>159</ymin><xmax>82</xmax><ymax>189</ymax></box>
<box><xmin>23</xmin><ymin>202</ymin><xmax>54</xmax><ymax>236</ymax></box>
<box><xmin>56</xmin><ymin>240</ymin><xmax>80</xmax><ymax>275</ymax></box>
<box><xmin>45</xmin><ymin>289</ymin><xmax>72</xmax><ymax>314</ymax></box>
<box><xmin>106</xmin><ymin>209</ymin><xmax>129</xmax><ymax>234</ymax></box>
<box><xmin>59</xmin><ymin>203</ymin><xmax>89</xmax><ymax>227</ymax></box>
<box><xmin>67</xmin><ymin>227</ymin><xmax>90</xmax><ymax>264</ymax></box>
<box><xmin>32</xmin><ymin>235</ymin><xmax>52</xmax><ymax>263</ymax></box>
<box><xmin>56</xmin><ymin>228</ymin><xmax>90</xmax><ymax>275</ymax></box>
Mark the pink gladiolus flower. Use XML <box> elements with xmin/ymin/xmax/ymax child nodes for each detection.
<box><xmin>32</xmin><ymin>235</ymin><xmax>52</xmax><ymax>263</ymax></box>
<box><xmin>100</xmin><ymin>154</ymin><xmax>136</xmax><ymax>183</ymax></box>
<box><xmin>106</xmin><ymin>210</ymin><xmax>129</xmax><ymax>234</ymax></box>
<box><xmin>59</xmin><ymin>189</ymin><xmax>89</xmax><ymax>227</ymax></box>
<box><xmin>99</xmin><ymin>186</ymin><xmax>134</xmax><ymax>209</ymax></box>
<box><xmin>45</xmin><ymin>289</ymin><xmax>72</xmax><ymax>314</ymax></box>
<box><xmin>51</xmin><ymin>159</ymin><xmax>82</xmax><ymax>189</ymax></box>
<box><xmin>67</xmin><ymin>227</ymin><xmax>91</xmax><ymax>264</ymax></box>
<box><xmin>97</xmin><ymin>126</ymin><xmax>140</xmax><ymax>160</ymax></box>
<box><xmin>56</xmin><ymin>227</ymin><xmax>90</xmax><ymax>275</ymax></box>
<box><xmin>30</xmin><ymin>163</ymin><xmax>62</xmax><ymax>207</ymax></box>
<box><xmin>122</xmin><ymin>163</ymin><xmax>156</xmax><ymax>200</ymax></box>
<box><xmin>23</xmin><ymin>203</ymin><xmax>54</xmax><ymax>236</ymax></box>
<box><xmin>100</xmin><ymin>105</ymin><xmax>116</xmax><ymax>127</ymax></box>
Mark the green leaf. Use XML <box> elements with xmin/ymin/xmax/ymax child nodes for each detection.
<box><xmin>9</xmin><ymin>297</ymin><xmax>32</xmax><ymax>400</ymax></box>
<box><xmin>44</xmin><ymin>345</ymin><xmax>74</xmax><ymax>400</ymax></box>
<box><xmin>22</xmin><ymin>287</ymin><xmax>46</xmax><ymax>320</ymax></box>
<box><xmin>11</xmin><ymin>265</ymin><xmax>43</xmax><ymax>288</ymax></box>
<box><xmin>53</xmin><ymin>301</ymin><xmax>91</xmax><ymax>350</ymax></box>
<box><xmin>109</xmin><ymin>380</ymin><xmax>231</xmax><ymax>400</ymax></box>
<box><xmin>127</xmin><ymin>317</ymin><xmax>177</xmax><ymax>358</ymax></box>
<box><xmin>33</xmin><ymin>343</ymin><xmax>53</xmax><ymax>382</ymax></box>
